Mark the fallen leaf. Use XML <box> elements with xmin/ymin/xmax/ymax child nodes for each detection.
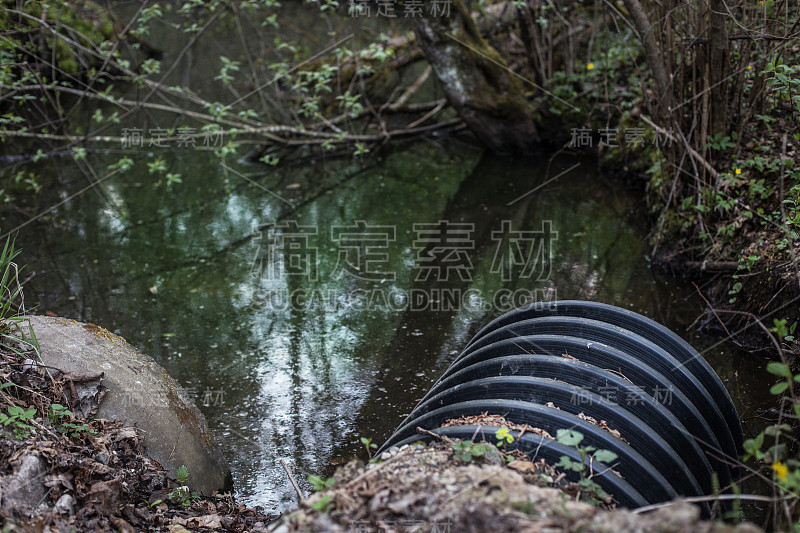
<box><xmin>507</xmin><ymin>460</ymin><xmax>538</xmax><ymax>475</ymax></box>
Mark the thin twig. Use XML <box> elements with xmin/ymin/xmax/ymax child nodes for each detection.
<box><xmin>778</xmin><ymin>133</ymin><xmax>800</xmax><ymax>290</ymax></box>
<box><xmin>279</xmin><ymin>458</ymin><xmax>305</xmax><ymax>501</ymax></box>
<box><xmin>632</xmin><ymin>494</ymin><xmax>785</xmax><ymax>514</ymax></box>
<box><xmin>639</xmin><ymin>115</ymin><xmax>720</xmax><ymax>181</ymax></box>
<box><xmin>692</xmin><ymin>282</ymin><xmax>735</xmax><ymax>340</ymax></box>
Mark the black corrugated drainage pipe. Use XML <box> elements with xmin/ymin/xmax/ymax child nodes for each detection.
<box><xmin>378</xmin><ymin>300</ymin><xmax>743</xmax><ymax>512</ymax></box>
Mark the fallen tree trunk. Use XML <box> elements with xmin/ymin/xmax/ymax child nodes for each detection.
<box><xmin>413</xmin><ymin>0</ymin><xmax>540</xmax><ymax>155</ymax></box>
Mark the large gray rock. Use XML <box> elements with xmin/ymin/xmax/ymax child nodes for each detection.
<box><xmin>0</xmin><ymin>453</ymin><xmax>48</xmax><ymax>517</ymax></box>
<box><xmin>26</xmin><ymin>315</ymin><xmax>233</xmax><ymax>495</ymax></box>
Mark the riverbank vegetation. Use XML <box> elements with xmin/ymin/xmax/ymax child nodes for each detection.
<box><xmin>1</xmin><ymin>0</ymin><xmax>800</xmax><ymax>529</ymax></box>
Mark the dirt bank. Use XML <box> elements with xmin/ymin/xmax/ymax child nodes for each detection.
<box><xmin>270</xmin><ymin>440</ymin><xmax>763</xmax><ymax>533</ymax></box>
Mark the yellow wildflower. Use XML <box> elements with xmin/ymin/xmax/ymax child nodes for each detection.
<box><xmin>495</xmin><ymin>427</ymin><xmax>514</xmax><ymax>444</ymax></box>
<box><xmin>587</xmin><ymin>63</ymin><xmax>595</xmax><ymax>71</ymax></box>
<box><xmin>735</xmin><ymin>168</ymin><xmax>742</xmax><ymax>175</ymax></box>
<box><xmin>772</xmin><ymin>461</ymin><xmax>788</xmax><ymax>482</ymax></box>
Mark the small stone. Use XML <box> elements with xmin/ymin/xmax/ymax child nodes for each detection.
<box><xmin>96</xmin><ymin>452</ymin><xmax>109</xmax><ymax>464</ymax></box>
<box><xmin>652</xmin><ymin>501</ymin><xmax>700</xmax><ymax>525</ymax></box>
<box><xmin>481</xmin><ymin>445</ymin><xmax>505</xmax><ymax>465</ymax></box>
<box><xmin>1</xmin><ymin>453</ymin><xmax>47</xmax><ymax>516</ymax></box>
<box><xmin>733</xmin><ymin>524</ymin><xmax>764</xmax><ymax>533</ymax></box>
<box><xmin>54</xmin><ymin>493</ymin><xmax>74</xmax><ymax>515</ymax></box>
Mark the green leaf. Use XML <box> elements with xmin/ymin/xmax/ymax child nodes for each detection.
<box><xmin>310</xmin><ymin>494</ymin><xmax>332</xmax><ymax>514</ymax></box>
<box><xmin>556</xmin><ymin>455</ymin><xmax>579</xmax><ymax>471</ymax></box>
<box><xmin>307</xmin><ymin>474</ymin><xmax>334</xmax><ymax>491</ymax></box>
<box><xmin>593</xmin><ymin>450</ymin><xmax>618</xmax><ymax>464</ymax></box>
<box><xmin>308</xmin><ymin>474</ymin><xmax>326</xmax><ymax>491</ymax></box>
<box><xmin>770</xmin><ymin>381</ymin><xmax>789</xmax><ymax>395</ymax></box>
<box><xmin>766</xmin><ymin>362</ymin><xmax>791</xmax><ymax>378</ymax></box>
<box><xmin>743</xmin><ymin>438</ymin><xmax>760</xmax><ymax>456</ymax></box>
<box><xmin>556</xmin><ymin>429</ymin><xmax>584</xmax><ymax>447</ymax></box>
<box><xmin>176</xmin><ymin>465</ymin><xmax>189</xmax><ymax>484</ymax></box>
<box><xmin>556</xmin><ymin>455</ymin><xmax>585</xmax><ymax>473</ymax></box>
<box><xmin>471</xmin><ymin>445</ymin><xmax>486</xmax><ymax>457</ymax></box>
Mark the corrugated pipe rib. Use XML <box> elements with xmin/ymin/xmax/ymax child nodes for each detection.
<box><xmin>378</xmin><ymin>300</ymin><xmax>743</xmax><ymax>512</ymax></box>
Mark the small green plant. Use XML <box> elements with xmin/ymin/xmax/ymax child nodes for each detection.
<box><xmin>309</xmin><ymin>494</ymin><xmax>333</xmax><ymax>514</ymax></box>
<box><xmin>452</xmin><ymin>440</ymin><xmax>495</xmax><ymax>463</ymax></box>
<box><xmin>0</xmin><ymin>238</ymin><xmax>39</xmax><ymax>357</ymax></box>
<box><xmin>165</xmin><ymin>173</ymin><xmax>182</xmax><ymax>188</ymax></box>
<box><xmin>166</xmin><ymin>465</ymin><xmax>194</xmax><ymax>508</ymax></box>
<box><xmin>47</xmin><ymin>403</ymin><xmax>97</xmax><ymax>437</ymax></box>
<box><xmin>707</xmin><ymin>133</ymin><xmax>735</xmax><ymax>151</ymax></box>
<box><xmin>214</xmin><ymin>56</ymin><xmax>240</xmax><ymax>85</ymax></box>
<box><xmin>770</xmin><ymin>318</ymin><xmax>798</xmax><ymax>344</ymax></box>
<box><xmin>353</xmin><ymin>143</ymin><xmax>370</xmax><ymax>157</ymax></box>
<box><xmin>308</xmin><ymin>474</ymin><xmax>335</xmax><ymax>491</ymax></box>
<box><xmin>495</xmin><ymin>426</ymin><xmax>514</xmax><ymax>453</ymax></box>
<box><xmin>741</xmin><ymin>356</ymin><xmax>800</xmax><ymax>528</ymax></box>
<box><xmin>0</xmin><ymin>405</ymin><xmax>36</xmax><ymax>438</ymax></box>
<box><xmin>511</xmin><ymin>500</ymin><xmax>538</xmax><ymax>515</ymax></box>
<box><xmin>176</xmin><ymin>465</ymin><xmax>189</xmax><ymax>485</ymax></box>
<box><xmin>555</xmin><ymin>429</ymin><xmax>618</xmax><ymax>504</ymax></box>
<box><xmin>360</xmin><ymin>436</ymin><xmax>377</xmax><ymax>459</ymax></box>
